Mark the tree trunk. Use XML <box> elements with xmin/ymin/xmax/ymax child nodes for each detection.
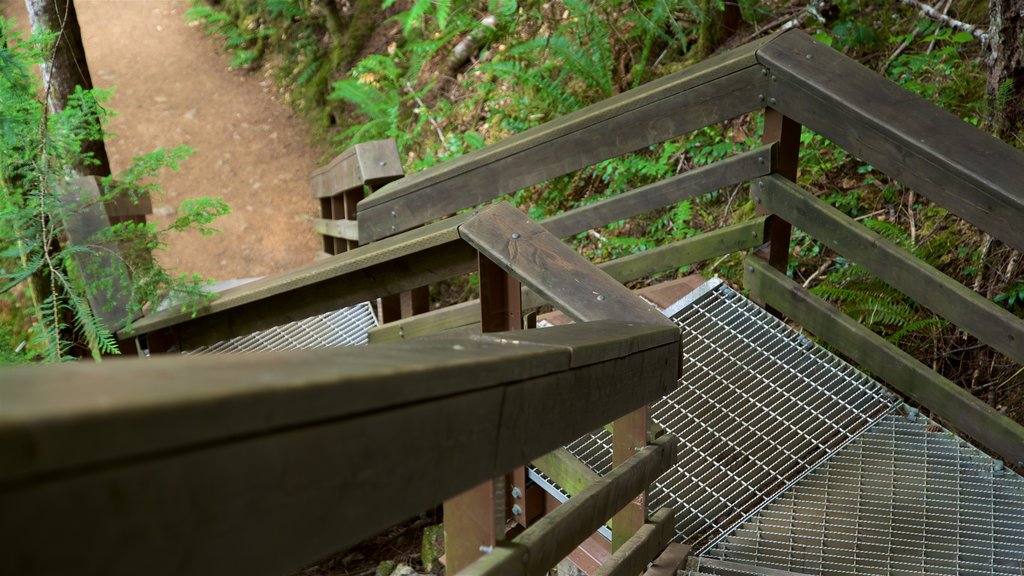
<box><xmin>24</xmin><ymin>0</ymin><xmax>111</xmax><ymax>177</ymax></box>
<box><xmin>695</xmin><ymin>0</ymin><xmax>741</xmax><ymax>58</ymax></box>
<box><xmin>987</xmin><ymin>0</ymin><xmax>1024</xmax><ymax>142</ymax></box>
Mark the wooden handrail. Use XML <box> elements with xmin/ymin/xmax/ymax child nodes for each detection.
<box><xmin>459</xmin><ymin>437</ymin><xmax>677</xmax><ymax>576</ymax></box>
<box><xmin>757</xmin><ymin>30</ymin><xmax>1024</xmax><ymax>253</ymax></box>
<box><xmin>356</xmin><ymin>36</ymin><xmax>774</xmax><ymax>242</ymax></box>
<box><xmin>753</xmin><ymin>174</ymin><xmax>1024</xmax><ymax>366</ymax></box>
<box><xmin>0</xmin><ymin>320</ymin><xmax>679</xmax><ymax>576</ymax></box>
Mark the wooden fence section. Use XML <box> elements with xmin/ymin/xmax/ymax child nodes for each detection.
<box><xmin>0</xmin><ymin>320</ymin><xmax>679</xmax><ymax>576</ymax></box>
<box><xmin>757</xmin><ymin>30</ymin><xmax>1024</xmax><ymax>253</ymax></box>
<box><xmin>356</xmin><ymin>35</ymin><xmax>774</xmax><ymax>242</ymax></box>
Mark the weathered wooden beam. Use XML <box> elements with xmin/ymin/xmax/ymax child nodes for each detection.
<box><xmin>120</xmin><ymin>213</ymin><xmax>476</xmax><ymax>351</ymax></box>
<box><xmin>368</xmin><ymin>220</ymin><xmax>765</xmax><ymax>344</ymax></box>
<box><xmin>358</xmin><ymin>38</ymin><xmax>774</xmax><ymax>242</ymax></box>
<box><xmin>458</xmin><ymin>202</ymin><xmax>675</xmax><ymax>330</ymax></box>
<box><xmin>0</xmin><ymin>321</ymin><xmax>680</xmax><ymax>576</ymax></box>
<box><xmin>531</xmin><ymin>448</ymin><xmax>601</xmax><ymax>498</ymax></box>
<box><xmin>643</xmin><ymin>542</ymin><xmax>692</xmax><ymax>576</ymax></box>
<box><xmin>758</xmin><ymin>29</ymin><xmax>1024</xmax><ymax>253</ymax></box>
<box><xmin>312</xmin><ymin>217</ymin><xmax>359</xmax><ymax>241</ymax></box>
<box><xmin>541</xmin><ymin>145</ymin><xmax>775</xmax><ymax>239</ymax></box>
<box><xmin>599</xmin><ymin>218</ymin><xmax>766</xmax><ymax>282</ymax></box>
<box><xmin>743</xmin><ymin>256</ymin><xmax>1024</xmax><ymax>467</ymax></box>
<box><xmin>309</xmin><ymin>139</ymin><xmax>403</xmax><ymax>199</ymax></box>
<box><xmin>593</xmin><ymin>508</ymin><xmax>675</xmax><ymax>576</ymax></box>
<box><xmin>753</xmin><ymin>174</ymin><xmax>1024</xmax><ymax>366</ymax></box>
<box><xmin>59</xmin><ymin>177</ymin><xmax>135</xmax><ymax>333</ymax></box>
<box><xmin>458</xmin><ymin>437</ymin><xmax>678</xmax><ymax>576</ymax></box>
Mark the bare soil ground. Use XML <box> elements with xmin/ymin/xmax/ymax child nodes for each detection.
<box><xmin>4</xmin><ymin>0</ymin><xmax>323</xmax><ymax>281</ymax></box>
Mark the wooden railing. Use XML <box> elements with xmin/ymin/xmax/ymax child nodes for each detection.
<box><xmin>5</xmin><ymin>26</ymin><xmax>1024</xmax><ymax>576</ymax></box>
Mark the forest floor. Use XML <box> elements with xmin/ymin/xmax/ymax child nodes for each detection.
<box><xmin>3</xmin><ymin>0</ymin><xmax>323</xmax><ymax>281</ymax></box>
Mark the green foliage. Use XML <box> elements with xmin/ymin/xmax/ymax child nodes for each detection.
<box><xmin>0</xmin><ymin>17</ymin><xmax>229</xmax><ymax>362</ymax></box>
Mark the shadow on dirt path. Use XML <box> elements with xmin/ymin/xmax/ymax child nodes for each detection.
<box><xmin>5</xmin><ymin>0</ymin><xmax>323</xmax><ymax>281</ymax></box>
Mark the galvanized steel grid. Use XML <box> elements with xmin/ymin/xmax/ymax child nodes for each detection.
<box><xmin>692</xmin><ymin>411</ymin><xmax>1024</xmax><ymax>575</ymax></box>
<box><xmin>561</xmin><ymin>280</ymin><xmax>897</xmax><ymax>552</ymax></box>
<box><xmin>187</xmin><ymin>301</ymin><xmax>378</xmax><ymax>354</ymax></box>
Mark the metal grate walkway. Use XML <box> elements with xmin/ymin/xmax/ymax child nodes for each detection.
<box><xmin>187</xmin><ymin>301</ymin><xmax>378</xmax><ymax>354</ymax></box>
<box><xmin>534</xmin><ymin>279</ymin><xmax>1024</xmax><ymax>574</ymax></box>
<box><xmin>691</xmin><ymin>410</ymin><xmax>1024</xmax><ymax>575</ymax></box>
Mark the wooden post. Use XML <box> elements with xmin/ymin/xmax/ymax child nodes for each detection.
<box><xmin>755</xmin><ymin>107</ymin><xmax>801</xmax><ymax>319</ymax></box>
<box><xmin>611</xmin><ymin>407</ymin><xmax>648</xmax><ymax>551</ymax></box>
<box><xmin>758</xmin><ymin>108</ymin><xmax>800</xmax><ymax>274</ymax></box>
<box><xmin>443</xmin><ymin>252</ymin><xmax>523</xmax><ymax>573</ymax></box>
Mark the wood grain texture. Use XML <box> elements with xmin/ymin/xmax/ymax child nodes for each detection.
<box><xmin>122</xmin><ymin>213</ymin><xmax>475</xmax><ymax>348</ymax></box>
<box><xmin>459</xmin><ymin>203</ymin><xmax>675</xmax><ymax>330</ymax></box>
<box><xmin>531</xmin><ymin>448</ymin><xmax>600</xmax><ymax>497</ymax></box>
<box><xmin>313</xmin><ymin>217</ymin><xmax>359</xmax><ymax>241</ymax></box>
<box><xmin>743</xmin><ymin>256</ymin><xmax>1024</xmax><ymax>467</ymax></box>
<box><xmin>643</xmin><ymin>542</ymin><xmax>692</xmax><ymax>576</ymax></box>
<box><xmin>358</xmin><ymin>48</ymin><xmax>771</xmax><ymax>242</ymax></box>
<box><xmin>309</xmin><ymin>139</ymin><xmax>403</xmax><ymax>199</ymax></box>
<box><xmin>368</xmin><ymin>221</ymin><xmax>764</xmax><ymax>344</ymax></box>
<box><xmin>60</xmin><ymin>177</ymin><xmax>135</xmax><ymax>332</ymax></box>
<box><xmin>593</xmin><ymin>508</ymin><xmax>675</xmax><ymax>576</ymax></box>
<box><xmin>758</xmin><ymin>29</ymin><xmax>1024</xmax><ymax>253</ymax></box>
<box><xmin>754</xmin><ymin>174</ymin><xmax>1024</xmax><ymax>365</ymax></box>
<box><xmin>541</xmin><ymin>144</ymin><xmax>774</xmax><ymax>239</ymax></box>
<box><xmin>0</xmin><ymin>322</ymin><xmax>679</xmax><ymax>576</ymax></box>
<box><xmin>459</xmin><ymin>437</ymin><xmax>677</xmax><ymax>576</ymax></box>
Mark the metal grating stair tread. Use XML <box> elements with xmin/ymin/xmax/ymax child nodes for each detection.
<box><xmin>186</xmin><ymin>301</ymin><xmax>378</xmax><ymax>354</ymax></box>
<box><xmin>692</xmin><ymin>412</ymin><xmax>1024</xmax><ymax>575</ymax></box>
<box><xmin>534</xmin><ymin>279</ymin><xmax>1024</xmax><ymax>574</ymax></box>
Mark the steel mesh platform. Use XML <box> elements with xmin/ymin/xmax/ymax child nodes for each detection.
<box><xmin>186</xmin><ymin>301</ymin><xmax>378</xmax><ymax>354</ymax></box>
<box><xmin>554</xmin><ymin>280</ymin><xmax>897</xmax><ymax>551</ymax></box>
<box><xmin>691</xmin><ymin>410</ymin><xmax>1024</xmax><ymax>575</ymax></box>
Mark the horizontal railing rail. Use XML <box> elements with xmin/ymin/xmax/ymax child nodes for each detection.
<box><xmin>0</xmin><ymin>320</ymin><xmax>680</xmax><ymax>576</ymax></box>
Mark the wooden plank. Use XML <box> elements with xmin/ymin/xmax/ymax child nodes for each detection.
<box><xmin>754</xmin><ymin>174</ymin><xmax>1024</xmax><ymax>366</ymax></box>
<box><xmin>599</xmin><ymin>218</ymin><xmax>766</xmax><ymax>282</ymax></box>
<box><xmin>643</xmin><ymin>542</ymin><xmax>692</xmax><ymax>576</ymax></box>
<box><xmin>743</xmin><ymin>256</ymin><xmax>1024</xmax><ymax>467</ymax></box>
<box><xmin>358</xmin><ymin>50</ymin><xmax>772</xmax><ymax>242</ymax></box>
<box><xmin>368</xmin><ymin>300</ymin><xmax>480</xmax><ymax>343</ymax></box>
<box><xmin>611</xmin><ymin>406</ymin><xmax>648</xmax><ymax>551</ymax></box>
<box><xmin>532</xmin><ymin>448</ymin><xmax>601</xmax><ymax>497</ymax></box>
<box><xmin>103</xmin><ymin>181</ymin><xmax>153</xmax><ymax>218</ymax></box>
<box><xmin>593</xmin><ymin>508</ymin><xmax>675</xmax><ymax>576</ymax></box>
<box><xmin>313</xmin><ymin>217</ymin><xmax>359</xmax><ymax>241</ymax></box>
<box><xmin>459</xmin><ymin>437</ymin><xmax>677</xmax><ymax>576</ymax></box>
<box><xmin>541</xmin><ymin>144</ymin><xmax>775</xmax><ymax>239</ymax></box>
<box><xmin>0</xmin><ymin>323</ymin><xmax>679</xmax><ymax>576</ymax></box>
<box><xmin>121</xmin><ymin>213</ymin><xmax>476</xmax><ymax>350</ymax></box>
<box><xmin>757</xmin><ymin>29</ymin><xmax>1024</xmax><ymax>253</ymax></box>
<box><xmin>369</xmin><ymin>221</ymin><xmax>765</xmax><ymax>343</ymax></box>
<box><xmin>60</xmin><ymin>177</ymin><xmax>136</xmax><ymax>332</ymax></box>
<box><xmin>757</xmin><ymin>109</ymin><xmax>799</xmax><ymax>276</ymax></box>
<box><xmin>309</xmin><ymin>139</ymin><xmax>403</xmax><ymax>199</ymax></box>
<box><xmin>458</xmin><ymin>202</ymin><xmax>675</xmax><ymax>330</ymax></box>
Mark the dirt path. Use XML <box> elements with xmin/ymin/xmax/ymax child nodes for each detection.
<box><xmin>5</xmin><ymin>0</ymin><xmax>323</xmax><ymax>281</ymax></box>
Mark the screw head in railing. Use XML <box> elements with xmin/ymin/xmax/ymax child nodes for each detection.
<box><xmin>596</xmin><ymin>294</ymin><xmax>607</xmax><ymax>302</ymax></box>
<box><xmin>512</xmin><ymin>504</ymin><xmax>523</xmax><ymax>516</ymax></box>
<box><xmin>805</xmin><ymin>53</ymin><xmax>813</xmax><ymax>59</ymax></box>
<box><xmin>511</xmin><ymin>487</ymin><xmax>522</xmax><ymax>499</ymax></box>
<box><xmin>752</xmin><ymin>230</ymin><xmax>758</xmax><ymax>238</ymax></box>
<box><xmin>391</xmin><ymin>209</ymin><xmax>397</xmax><ymax>217</ymax></box>
<box><xmin>511</xmin><ymin>232</ymin><xmax>520</xmax><ymax>239</ymax></box>
<box><xmin>772</xmin><ymin>75</ymin><xmax>778</xmax><ymax>82</ymax></box>
<box><xmin>757</xmin><ymin>93</ymin><xmax>765</xmax><ymax>102</ymax></box>
<box><xmin>757</xmin><ymin>156</ymin><xmax>765</xmax><ymax>165</ymax></box>
<box><xmin>761</xmin><ymin>68</ymin><xmax>769</xmax><ymax>76</ymax></box>
<box><xmin>379</xmin><ymin>161</ymin><xmax>387</xmax><ymax>166</ymax></box>
<box><xmin>769</xmin><ymin>97</ymin><xmax>778</xmax><ymax>105</ymax></box>
<box><xmin>746</xmin><ymin>265</ymin><xmax>754</xmax><ymax>273</ymax></box>
<box><xmin>757</xmin><ymin>180</ymin><xmax>765</xmax><ymax>189</ymax></box>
